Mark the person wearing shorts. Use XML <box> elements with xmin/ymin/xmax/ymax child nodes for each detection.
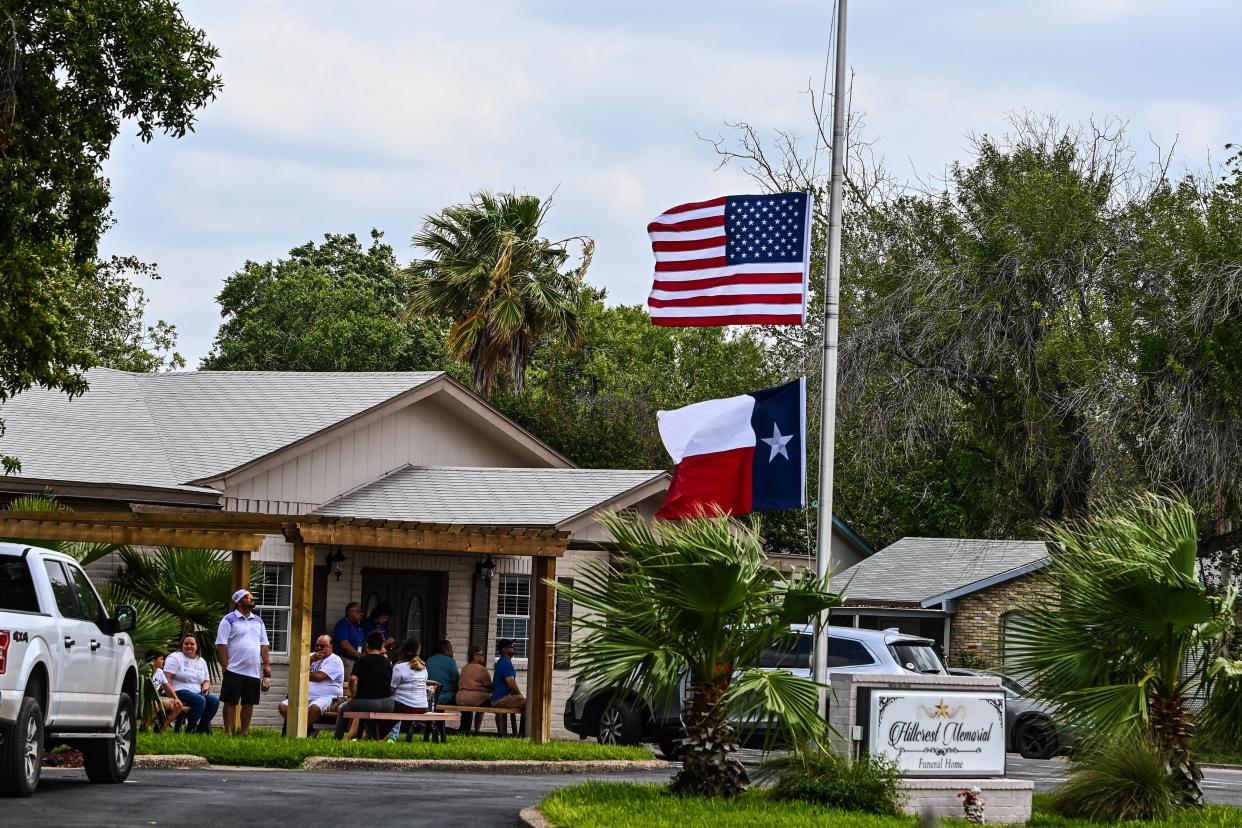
<box><xmin>281</xmin><ymin>634</ymin><xmax>344</xmax><ymax>735</ymax></box>
<box><xmin>215</xmin><ymin>588</ymin><xmax>271</xmax><ymax>736</ymax></box>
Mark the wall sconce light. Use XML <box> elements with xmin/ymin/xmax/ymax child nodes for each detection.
<box><xmin>477</xmin><ymin>554</ymin><xmax>496</xmax><ymax>584</ymax></box>
<box><xmin>327</xmin><ymin>546</ymin><xmax>347</xmax><ymax>581</ymax></box>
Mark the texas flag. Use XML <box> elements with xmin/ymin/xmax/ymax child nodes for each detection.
<box><xmin>655</xmin><ymin>379</ymin><xmax>806</xmax><ymax>519</ymax></box>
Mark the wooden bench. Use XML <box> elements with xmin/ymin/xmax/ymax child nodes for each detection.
<box><xmin>439</xmin><ymin>704</ymin><xmax>524</xmax><ymax>737</ymax></box>
<box><xmin>343</xmin><ymin>710</ymin><xmax>458</xmax><ymax>743</ymax></box>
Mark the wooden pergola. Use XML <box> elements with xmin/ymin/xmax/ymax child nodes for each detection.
<box><xmin>0</xmin><ymin>509</ymin><xmax>568</xmax><ymax>742</ymax></box>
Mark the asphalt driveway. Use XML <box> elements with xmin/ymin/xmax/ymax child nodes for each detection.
<box><xmin>9</xmin><ymin>755</ymin><xmax>1241</xmax><ymax>826</ymax></box>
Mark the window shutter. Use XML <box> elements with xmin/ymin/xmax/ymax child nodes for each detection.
<box><xmin>554</xmin><ymin>577</ymin><xmax>574</xmax><ymax>669</ymax></box>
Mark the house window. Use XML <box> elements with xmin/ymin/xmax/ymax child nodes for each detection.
<box><xmin>496</xmin><ymin>575</ymin><xmax>530</xmax><ymax>658</ymax></box>
<box><xmin>256</xmin><ymin>563</ymin><xmax>292</xmax><ymax>655</ymax></box>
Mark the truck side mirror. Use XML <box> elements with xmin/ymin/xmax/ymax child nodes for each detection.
<box><xmin>112</xmin><ymin>604</ymin><xmax>137</xmax><ymax>634</ymax></box>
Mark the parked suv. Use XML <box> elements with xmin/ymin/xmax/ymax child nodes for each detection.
<box><xmin>564</xmin><ymin>625</ymin><xmax>946</xmax><ymax>755</ymax></box>
<box><xmin>0</xmin><ymin>543</ymin><xmax>139</xmax><ymax>797</ymax></box>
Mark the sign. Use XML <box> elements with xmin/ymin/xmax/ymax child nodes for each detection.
<box><xmin>867</xmin><ymin>689</ymin><xmax>1006</xmax><ymax>777</ymax></box>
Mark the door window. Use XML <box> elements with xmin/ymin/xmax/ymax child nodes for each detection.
<box><xmin>758</xmin><ymin>634</ymin><xmax>812</xmax><ymax>669</ymax></box>
<box><xmin>43</xmin><ymin>560</ymin><xmax>80</xmax><ymax>618</ymax></box>
<box><xmin>66</xmin><ymin>564</ymin><xmax>105</xmax><ymax>626</ymax></box>
<box><xmin>825</xmin><ymin>636</ymin><xmax>876</xmax><ymax>667</ymax></box>
<box><xmin>405</xmin><ymin>594</ymin><xmax>424</xmax><ymax>646</ymax></box>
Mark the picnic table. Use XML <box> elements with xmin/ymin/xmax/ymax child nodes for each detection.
<box><xmin>343</xmin><ymin>710</ymin><xmax>458</xmax><ymax>743</ymax></box>
<box><xmin>438</xmin><ymin>704</ymin><xmax>525</xmax><ymax>737</ymax></box>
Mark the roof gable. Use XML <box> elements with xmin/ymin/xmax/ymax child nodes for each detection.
<box><xmin>0</xmin><ymin>369</ymin><xmax>573</xmax><ymax>499</ymax></box>
<box><xmin>315</xmin><ymin>466</ymin><xmax>667</xmax><ymax>528</ymax></box>
<box><xmin>831</xmin><ymin>537</ymin><xmax>1049</xmax><ymax>606</ymax></box>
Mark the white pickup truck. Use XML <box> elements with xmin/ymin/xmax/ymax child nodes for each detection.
<box><xmin>0</xmin><ymin>542</ymin><xmax>139</xmax><ymax>797</ymax></box>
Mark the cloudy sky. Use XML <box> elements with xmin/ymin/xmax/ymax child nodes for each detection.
<box><xmin>99</xmin><ymin>0</ymin><xmax>1241</xmax><ymax>366</ymax></box>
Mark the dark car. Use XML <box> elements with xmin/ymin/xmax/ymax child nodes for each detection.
<box><xmin>947</xmin><ymin>668</ymin><xmax>1072</xmax><ymax>759</ymax></box>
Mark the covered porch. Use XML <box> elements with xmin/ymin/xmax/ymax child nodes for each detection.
<box><xmin>0</xmin><ymin>508</ymin><xmax>567</xmax><ymax>742</ymax></box>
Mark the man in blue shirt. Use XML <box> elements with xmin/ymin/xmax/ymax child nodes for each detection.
<box><xmin>332</xmin><ymin>601</ymin><xmax>366</xmax><ymax>676</ymax></box>
<box><xmin>490</xmin><ymin>638</ymin><xmax>525</xmax><ymax>735</ymax></box>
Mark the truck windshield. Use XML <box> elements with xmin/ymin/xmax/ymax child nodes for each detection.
<box><xmin>0</xmin><ymin>557</ymin><xmax>40</xmax><ymax>613</ymax></box>
<box><xmin>888</xmin><ymin>642</ymin><xmax>943</xmax><ymax>674</ymax></box>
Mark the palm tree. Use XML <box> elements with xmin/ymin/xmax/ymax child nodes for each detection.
<box><xmin>405</xmin><ymin>191</ymin><xmax>593</xmax><ymax>398</ymax></box>
<box><xmin>108</xmin><ymin>545</ymin><xmax>245</xmax><ymax>661</ymax></box>
<box><xmin>1008</xmin><ymin>494</ymin><xmax>1242</xmax><ymax>808</ymax></box>
<box><xmin>556</xmin><ymin>512</ymin><xmax>841</xmax><ymax>798</ymax></box>
<box><xmin>2</xmin><ymin>493</ymin><xmax>127</xmax><ymax>567</ymax></box>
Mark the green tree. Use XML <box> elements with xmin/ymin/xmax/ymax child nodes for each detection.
<box><xmin>406</xmin><ymin>192</ymin><xmax>593</xmax><ymax>398</ymax></box>
<box><xmin>0</xmin><ymin>0</ymin><xmax>219</xmax><ymax>471</ymax></box>
<box><xmin>557</xmin><ymin>512</ymin><xmax>840</xmax><ymax>798</ymax></box>
<box><xmin>495</xmin><ymin>288</ymin><xmax>780</xmax><ymax>470</ymax></box>
<box><xmin>203</xmin><ymin>232</ymin><xmax>449</xmax><ymax>371</ymax></box>
<box><xmin>1009</xmin><ymin>494</ymin><xmax>1242</xmax><ymax>808</ymax></box>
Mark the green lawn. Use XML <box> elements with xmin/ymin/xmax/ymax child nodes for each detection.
<box><xmin>137</xmin><ymin>729</ymin><xmax>653</xmax><ymax>769</ymax></box>
<box><xmin>538</xmin><ymin>784</ymin><xmax>1242</xmax><ymax>828</ymax></box>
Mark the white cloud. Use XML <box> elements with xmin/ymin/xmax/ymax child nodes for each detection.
<box><xmin>98</xmin><ymin>0</ymin><xmax>1242</xmax><ymax>365</ymax></box>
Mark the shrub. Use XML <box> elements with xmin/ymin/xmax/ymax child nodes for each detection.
<box><xmin>765</xmin><ymin>750</ymin><xmax>904</xmax><ymax>816</ymax></box>
<box><xmin>1049</xmin><ymin>733</ymin><xmax>1178</xmax><ymax>822</ymax></box>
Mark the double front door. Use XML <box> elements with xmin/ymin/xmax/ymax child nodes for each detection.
<box><xmin>359</xmin><ymin>569</ymin><xmax>443</xmax><ymax>651</ymax></box>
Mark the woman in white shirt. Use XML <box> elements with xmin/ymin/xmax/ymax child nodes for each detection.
<box><xmin>388</xmin><ymin>639</ymin><xmax>439</xmax><ymax>741</ymax></box>
<box><xmin>162</xmin><ymin>634</ymin><xmax>220</xmax><ymax>733</ymax></box>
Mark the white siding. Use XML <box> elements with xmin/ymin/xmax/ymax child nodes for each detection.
<box><xmin>221</xmin><ymin>397</ymin><xmax>535</xmax><ymax>513</ymax></box>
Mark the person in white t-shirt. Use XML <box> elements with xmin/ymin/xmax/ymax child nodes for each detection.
<box><xmin>145</xmin><ymin>651</ymin><xmax>185</xmax><ymax>732</ymax></box>
<box><xmin>162</xmin><ymin>634</ymin><xmax>220</xmax><ymax>733</ymax></box>
<box><xmin>215</xmin><ymin>588</ymin><xmax>272</xmax><ymax>737</ymax></box>
<box><xmin>278</xmin><ymin>634</ymin><xmax>344</xmax><ymax>735</ymax></box>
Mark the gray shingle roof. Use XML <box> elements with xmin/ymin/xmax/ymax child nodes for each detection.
<box><xmin>315</xmin><ymin>465</ymin><xmax>667</xmax><ymax>527</ymax></box>
<box><xmin>0</xmin><ymin>368</ymin><xmax>440</xmax><ymax>491</ymax></box>
<box><xmin>830</xmin><ymin>537</ymin><xmax>1049</xmax><ymax>606</ymax></box>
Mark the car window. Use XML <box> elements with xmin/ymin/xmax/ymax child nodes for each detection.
<box><xmin>66</xmin><ymin>564</ymin><xmax>105</xmax><ymax>625</ymax></box>
<box><xmin>999</xmin><ymin>675</ymin><xmax>1029</xmax><ymax>696</ymax></box>
<box><xmin>0</xmin><ymin>557</ymin><xmax>40</xmax><ymax>613</ymax></box>
<box><xmin>43</xmin><ymin>560</ymin><xmax>81</xmax><ymax>618</ymax></box>
<box><xmin>889</xmin><ymin>642</ymin><xmax>943</xmax><ymax>674</ymax></box>
<box><xmin>758</xmin><ymin>634</ymin><xmax>812</xmax><ymax>669</ymax></box>
<box><xmin>825</xmin><ymin>636</ymin><xmax>875</xmax><ymax>668</ymax></box>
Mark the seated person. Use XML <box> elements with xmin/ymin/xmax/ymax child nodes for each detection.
<box><xmin>334</xmin><ymin>631</ymin><xmax>394</xmax><ymax>741</ymax></box>
<box><xmin>490</xmin><ymin>639</ymin><xmax>525</xmax><ymax>736</ymax></box>
<box><xmin>146</xmin><ymin>650</ymin><xmax>185</xmax><ymax>732</ymax></box>
<box><xmin>426</xmin><ymin>639</ymin><xmax>460</xmax><ymax>708</ymax></box>
<box><xmin>388</xmin><ymin>638</ymin><xmax>439</xmax><ymax>740</ymax></box>
<box><xmin>278</xmin><ymin>634</ymin><xmax>343</xmax><ymax>733</ymax></box>
<box><xmin>454</xmin><ymin>644</ymin><xmax>492</xmax><ymax>733</ymax></box>
<box><xmin>162</xmin><ymin>633</ymin><xmax>219</xmax><ymax>734</ymax></box>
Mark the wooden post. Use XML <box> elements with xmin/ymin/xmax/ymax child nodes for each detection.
<box><xmin>231</xmin><ymin>549</ymin><xmax>252</xmax><ymax>595</ymax></box>
<box><xmin>285</xmin><ymin>541</ymin><xmax>314</xmax><ymax>739</ymax></box>
<box><xmin>229</xmin><ymin>549</ymin><xmax>253</xmax><ymax>731</ymax></box>
<box><xmin>527</xmin><ymin>555</ymin><xmax>556</xmax><ymax>744</ymax></box>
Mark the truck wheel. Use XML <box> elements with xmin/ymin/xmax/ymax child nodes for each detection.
<box><xmin>83</xmin><ymin>695</ymin><xmax>136</xmax><ymax>784</ymax></box>
<box><xmin>595</xmin><ymin>698</ymin><xmax>642</xmax><ymax>746</ymax></box>
<box><xmin>0</xmin><ymin>695</ymin><xmax>44</xmax><ymax>797</ymax></box>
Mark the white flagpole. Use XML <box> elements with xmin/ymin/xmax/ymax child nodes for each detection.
<box><xmin>813</xmin><ymin>0</ymin><xmax>847</xmax><ymax>715</ymax></box>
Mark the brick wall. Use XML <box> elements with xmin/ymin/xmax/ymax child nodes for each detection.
<box><xmin>948</xmin><ymin>571</ymin><xmax>1053</xmax><ymax>670</ymax></box>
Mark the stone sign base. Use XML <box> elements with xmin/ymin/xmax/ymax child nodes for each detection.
<box><xmin>901</xmin><ymin>778</ymin><xmax>1034</xmax><ymax>824</ymax></box>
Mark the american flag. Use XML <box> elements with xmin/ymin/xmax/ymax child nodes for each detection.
<box><xmin>646</xmin><ymin>192</ymin><xmax>811</xmax><ymax>326</ymax></box>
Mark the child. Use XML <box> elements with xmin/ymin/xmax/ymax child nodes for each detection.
<box><xmin>146</xmin><ymin>650</ymin><xmax>186</xmax><ymax>732</ymax></box>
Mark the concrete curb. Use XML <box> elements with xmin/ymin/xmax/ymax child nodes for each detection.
<box><xmin>517</xmin><ymin>806</ymin><xmax>553</xmax><ymax>828</ymax></box>
<box><xmin>301</xmin><ymin>756</ymin><xmax>667</xmax><ymax>773</ymax></box>
<box><xmin>134</xmin><ymin>754</ymin><xmax>210</xmax><ymax>769</ymax></box>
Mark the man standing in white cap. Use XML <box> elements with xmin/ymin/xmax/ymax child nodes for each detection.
<box><xmin>215</xmin><ymin>588</ymin><xmax>271</xmax><ymax>736</ymax></box>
